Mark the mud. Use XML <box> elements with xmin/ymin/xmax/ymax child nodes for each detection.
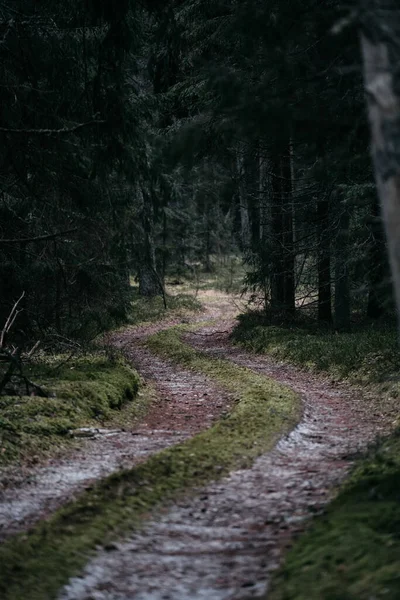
<box><xmin>59</xmin><ymin>321</ymin><xmax>392</xmax><ymax>600</ymax></box>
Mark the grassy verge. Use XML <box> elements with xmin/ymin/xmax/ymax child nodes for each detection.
<box><xmin>232</xmin><ymin>312</ymin><xmax>400</xmax><ymax>599</ymax></box>
<box><xmin>164</xmin><ymin>255</ymin><xmax>245</xmax><ymax>295</ymax></box>
<box><xmin>0</xmin><ymin>353</ymin><xmax>141</xmax><ymax>465</ymax></box>
<box><xmin>0</xmin><ymin>285</ymin><xmax>201</xmax><ymax>466</ymax></box>
<box><xmin>268</xmin><ymin>429</ymin><xmax>400</xmax><ymax>600</ymax></box>
<box><xmin>0</xmin><ymin>326</ymin><xmax>300</xmax><ymax>600</ymax></box>
<box><xmin>232</xmin><ymin>313</ymin><xmax>399</xmax><ymax>386</ymax></box>
<box><xmin>129</xmin><ymin>287</ymin><xmax>202</xmax><ymax>325</ymax></box>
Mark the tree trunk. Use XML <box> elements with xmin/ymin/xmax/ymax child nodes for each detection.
<box><xmin>237</xmin><ymin>148</ymin><xmax>251</xmax><ymax>251</ymax></box>
<box><xmin>281</xmin><ymin>145</ymin><xmax>295</xmax><ymax>314</ymax></box>
<box><xmin>367</xmin><ymin>194</ymin><xmax>388</xmax><ymax>318</ymax></box>
<box><xmin>245</xmin><ymin>145</ymin><xmax>261</xmax><ymax>248</ymax></box>
<box><xmin>270</xmin><ymin>154</ymin><xmax>285</xmax><ymax>313</ymax></box>
<box><xmin>360</xmin><ymin>2</ymin><xmax>400</xmax><ymax>324</ymax></box>
<box><xmin>334</xmin><ymin>203</ymin><xmax>350</xmax><ymax>331</ymax></box>
<box><xmin>317</xmin><ymin>193</ymin><xmax>332</xmax><ymax>323</ymax></box>
<box><xmin>270</xmin><ymin>144</ymin><xmax>295</xmax><ymax>317</ymax></box>
<box><xmin>138</xmin><ymin>190</ymin><xmax>161</xmax><ymax>297</ymax></box>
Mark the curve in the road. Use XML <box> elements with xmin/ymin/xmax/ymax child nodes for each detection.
<box><xmin>58</xmin><ymin>321</ymin><xmax>391</xmax><ymax>600</ymax></box>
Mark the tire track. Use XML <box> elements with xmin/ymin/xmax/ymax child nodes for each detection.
<box><xmin>59</xmin><ymin>322</ymin><xmax>391</xmax><ymax>600</ymax></box>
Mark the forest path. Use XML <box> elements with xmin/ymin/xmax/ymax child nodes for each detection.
<box><xmin>58</xmin><ymin>305</ymin><xmax>392</xmax><ymax>600</ymax></box>
<box><xmin>0</xmin><ymin>293</ymin><xmax>236</xmax><ymax>542</ymax></box>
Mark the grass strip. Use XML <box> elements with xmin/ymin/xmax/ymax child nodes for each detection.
<box><xmin>0</xmin><ymin>354</ymin><xmax>140</xmax><ymax>464</ymax></box>
<box><xmin>232</xmin><ymin>314</ymin><xmax>400</xmax><ymax>599</ymax></box>
<box><xmin>232</xmin><ymin>313</ymin><xmax>399</xmax><ymax>385</ymax></box>
<box><xmin>0</xmin><ymin>325</ymin><xmax>300</xmax><ymax>600</ymax></box>
<box><xmin>267</xmin><ymin>429</ymin><xmax>400</xmax><ymax>600</ymax></box>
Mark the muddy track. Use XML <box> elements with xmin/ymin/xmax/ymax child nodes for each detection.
<box><xmin>0</xmin><ymin>317</ymin><xmax>234</xmax><ymax>542</ymax></box>
<box><xmin>59</xmin><ymin>321</ymin><xmax>392</xmax><ymax>600</ymax></box>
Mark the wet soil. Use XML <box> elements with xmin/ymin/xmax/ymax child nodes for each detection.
<box><xmin>59</xmin><ymin>321</ymin><xmax>394</xmax><ymax>600</ymax></box>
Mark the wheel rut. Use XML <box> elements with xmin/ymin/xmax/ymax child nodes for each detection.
<box><xmin>59</xmin><ymin>321</ymin><xmax>392</xmax><ymax>600</ymax></box>
<box><xmin>0</xmin><ymin>319</ymin><xmax>233</xmax><ymax>542</ymax></box>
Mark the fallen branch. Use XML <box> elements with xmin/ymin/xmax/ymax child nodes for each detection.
<box><xmin>190</xmin><ymin>330</ymin><xmax>231</xmax><ymax>337</ymax></box>
<box><xmin>0</xmin><ymin>292</ymin><xmax>25</xmax><ymax>348</ymax></box>
<box><xmin>0</xmin><ymin>119</ymin><xmax>105</xmax><ymax>136</ymax></box>
<box><xmin>0</xmin><ymin>228</ymin><xmax>78</xmax><ymax>245</ymax></box>
<box><xmin>0</xmin><ymin>294</ymin><xmax>48</xmax><ymax>397</ymax></box>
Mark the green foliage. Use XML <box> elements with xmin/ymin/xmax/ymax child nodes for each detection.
<box><xmin>128</xmin><ymin>287</ymin><xmax>202</xmax><ymax>325</ymax></box>
<box><xmin>232</xmin><ymin>312</ymin><xmax>399</xmax><ymax>384</ymax></box>
<box><xmin>169</xmin><ymin>255</ymin><xmax>245</xmax><ymax>293</ymax></box>
<box><xmin>0</xmin><ymin>354</ymin><xmax>140</xmax><ymax>464</ymax></box>
<box><xmin>0</xmin><ymin>0</ymin><xmax>150</xmax><ymax>340</ymax></box>
<box><xmin>0</xmin><ymin>326</ymin><xmax>301</xmax><ymax>600</ymax></box>
<box><xmin>267</xmin><ymin>430</ymin><xmax>400</xmax><ymax>600</ymax></box>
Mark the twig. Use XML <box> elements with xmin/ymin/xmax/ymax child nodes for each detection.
<box><xmin>190</xmin><ymin>330</ymin><xmax>231</xmax><ymax>337</ymax></box>
<box><xmin>0</xmin><ymin>228</ymin><xmax>77</xmax><ymax>245</ymax></box>
<box><xmin>0</xmin><ymin>119</ymin><xmax>105</xmax><ymax>136</ymax></box>
<box><xmin>26</xmin><ymin>340</ymin><xmax>40</xmax><ymax>358</ymax></box>
<box><xmin>0</xmin><ymin>292</ymin><xmax>25</xmax><ymax>348</ymax></box>
<box><xmin>50</xmin><ymin>350</ymin><xmax>78</xmax><ymax>371</ymax></box>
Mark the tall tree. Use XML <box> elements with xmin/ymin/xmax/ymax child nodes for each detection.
<box><xmin>360</xmin><ymin>0</ymin><xmax>400</xmax><ymax>322</ymax></box>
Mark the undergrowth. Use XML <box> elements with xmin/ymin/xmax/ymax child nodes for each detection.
<box><xmin>0</xmin><ymin>325</ymin><xmax>300</xmax><ymax>600</ymax></box>
<box><xmin>0</xmin><ymin>353</ymin><xmax>140</xmax><ymax>465</ymax></box>
<box><xmin>233</xmin><ymin>311</ymin><xmax>400</xmax><ymax>599</ymax></box>
<box><xmin>267</xmin><ymin>429</ymin><xmax>400</xmax><ymax>600</ymax></box>
<box><xmin>232</xmin><ymin>312</ymin><xmax>399</xmax><ymax>385</ymax></box>
<box><xmin>128</xmin><ymin>287</ymin><xmax>202</xmax><ymax>325</ymax></box>
<box><xmin>163</xmin><ymin>255</ymin><xmax>245</xmax><ymax>295</ymax></box>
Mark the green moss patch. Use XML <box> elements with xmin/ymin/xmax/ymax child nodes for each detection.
<box><xmin>129</xmin><ymin>287</ymin><xmax>202</xmax><ymax>325</ymax></box>
<box><xmin>233</xmin><ymin>313</ymin><xmax>400</xmax><ymax>598</ymax></box>
<box><xmin>0</xmin><ymin>326</ymin><xmax>300</xmax><ymax>600</ymax></box>
<box><xmin>232</xmin><ymin>313</ymin><xmax>399</xmax><ymax>385</ymax></box>
<box><xmin>0</xmin><ymin>354</ymin><xmax>140</xmax><ymax>464</ymax></box>
<box><xmin>267</xmin><ymin>429</ymin><xmax>400</xmax><ymax>600</ymax></box>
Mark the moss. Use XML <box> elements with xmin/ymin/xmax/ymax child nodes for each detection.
<box><xmin>128</xmin><ymin>288</ymin><xmax>202</xmax><ymax>325</ymax></box>
<box><xmin>0</xmin><ymin>326</ymin><xmax>301</xmax><ymax>600</ymax></box>
<box><xmin>0</xmin><ymin>355</ymin><xmax>140</xmax><ymax>464</ymax></box>
<box><xmin>232</xmin><ymin>313</ymin><xmax>399</xmax><ymax>385</ymax></box>
<box><xmin>267</xmin><ymin>430</ymin><xmax>400</xmax><ymax>600</ymax></box>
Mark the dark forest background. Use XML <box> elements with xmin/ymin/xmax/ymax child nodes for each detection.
<box><xmin>0</xmin><ymin>0</ymin><xmax>393</xmax><ymax>344</ymax></box>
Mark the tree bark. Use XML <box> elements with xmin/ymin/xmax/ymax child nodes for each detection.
<box><xmin>138</xmin><ymin>190</ymin><xmax>161</xmax><ymax>298</ymax></box>
<box><xmin>367</xmin><ymin>194</ymin><xmax>388</xmax><ymax>318</ymax></box>
<box><xmin>237</xmin><ymin>147</ymin><xmax>251</xmax><ymax>251</ymax></box>
<box><xmin>334</xmin><ymin>203</ymin><xmax>351</xmax><ymax>331</ymax></box>
<box><xmin>270</xmin><ymin>144</ymin><xmax>295</xmax><ymax>317</ymax></box>
<box><xmin>317</xmin><ymin>192</ymin><xmax>332</xmax><ymax>324</ymax></box>
<box><xmin>281</xmin><ymin>145</ymin><xmax>295</xmax><ymax>314</ymax></box>
<box><xmin>360</xmin><ymin>2</ymin><xmax>400</xmax><ymax>324</ymax></box>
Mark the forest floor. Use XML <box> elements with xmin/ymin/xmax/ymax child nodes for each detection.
<box><xmin>0</xmin><ymin>289</ymin><xmax>398</xmax><ymax>599</ymax></box>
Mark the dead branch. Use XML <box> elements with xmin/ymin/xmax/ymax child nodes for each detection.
<box><xmin>0</xmin><ymin>291</ymin><xmax>25</xmax><ymax>348</ymax></box>
<box><xmin>26</xmin><ymin>340</ymin><xmax>40</xmax><ymax>358</ymax></box>
<box><xmin>190</xmin><ymin>330</ymin><xmax>231</xmax><ymax>337</ymax></box>
<box><xmin>0</xmin><ymin>294</ymin><xmax>48</xmax><ymax>397</ymax></box>
<box><xmin>0</xmin><ymin>228</ymin><xmax>78</xmax><ymax>245</ymax></box>
<box><xmin>0</xmin><ymin>119</ymin><xmax>105</xmax><ymax>136</ymax></box>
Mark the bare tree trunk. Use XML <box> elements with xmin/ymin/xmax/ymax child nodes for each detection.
<box><xmin>334</xmin><ymin>202</ymin><xmax>351</xmax><ymax>331</ymax></box>
<box><xmin>317</xmin><ymin>193</ymin><xmax>332</xmax><ymax>323</ymax></box>
<box><xmin>360</xmin><ymin>1</ymin><xmax>400</xmax><ymax>322</ymax></box>
<box><xmin>270</xmin><ymin>154</ymin><xmax>285</xmax><ymax>313</ymax></box>
<box><xmin>270</xmin><ymin>144</ymin><xmax>295</xmax><ymax>317</ymax></box>
<box><xmin>367</xmin><ymin>194</ymin><xmax>388</xmax><ymax>318</ymax></box>
<box><xmin>138</xmin><ymin>190</ymin><xmax>161</xmax><ymax>298</ymax></box>
<box><xmin>237</xmin><ymin>147</ymin><xmax>251</xmax><ymax>251</ymax></box>
<box><xmin>281</xmin><ymin>145</ymin><xmax>295</xmax><ymax>314</ymax></box>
